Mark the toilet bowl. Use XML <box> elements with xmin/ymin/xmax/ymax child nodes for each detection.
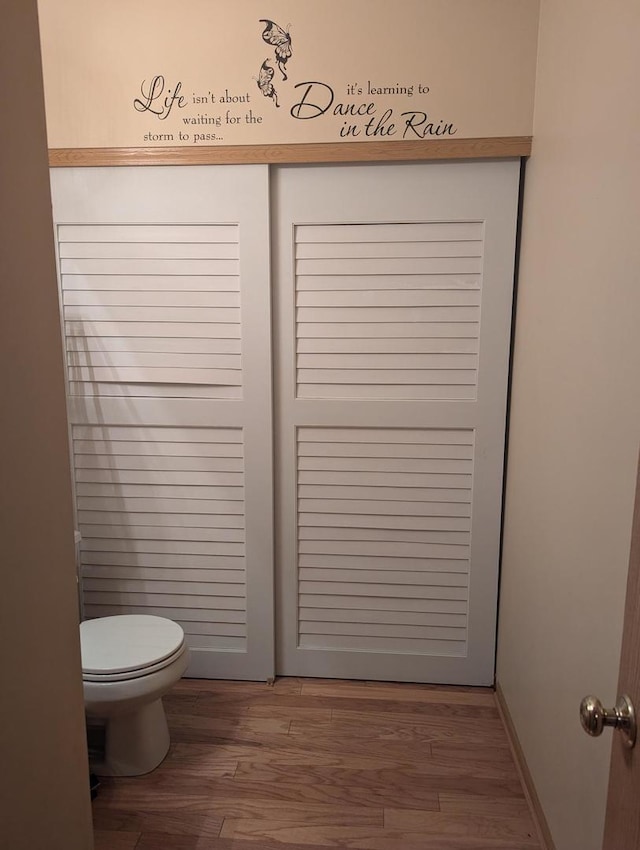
<box><xmin>80</xmin><ymin>614</ymin><xmax>189</xmax><ymax>777</ymax></box>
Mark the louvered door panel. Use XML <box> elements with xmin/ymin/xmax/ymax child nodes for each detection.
<box><xmin>275</xmin><ymin>162</ymin><xmax>519</xmax><ymax>685</ymax></box>
<box><xmin>51</xmin><ymin>166</ymin><xmax>273</xmax><ymax>680</ymax></box>
<box><xmin>297</xmin><ymin>427</ymin><xmax>472</xmax><ymax>656</ymax></box>
<box><xmin>59</xmin><ymin>224</ymin><xmax>242</xmax><ymax>399</ymax></box>
<box><xmin>77</xmin><ymin>424</ymin><xmax>247</xmax><ymax>652</ymax></box>
<box><xmin>296</xmin><ymin>222</ymin><xmax>481</xmax><ymax>401</ymax></box>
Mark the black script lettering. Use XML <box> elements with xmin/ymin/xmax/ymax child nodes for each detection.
<box><xmin>364</xmin><ymin>108</ymin><xmax>396</xmax><ymax>137</ymax></box>
<box><xmin>339</xmin><ymin>122</ymin><xmax>361</xmax><ymax>137</ymax></box>
<box><xmin>333</xmin><ymin>101</ymin><xmax>375</xmax><ymax>117</ymax></box>
<box><xmin>290</xmin><ymin>81</ymin><xmax>334</xmax><ymax>120</ymax></box>
<box><xmin>134</xmin><ymin>76</ymin><xmax>186</xmax><ymax>120</ymax></box>
<box><xmin>401</xmin><ymin>111</ymin><xmax>457</xmax><ymax>138</ymax></box>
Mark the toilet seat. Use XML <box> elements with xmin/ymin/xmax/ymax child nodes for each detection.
<box><xmin>82</xmin><ymin>642</ymin><xmax>187</xmax><ymax>682</ymax></box>
<box><xmin>81</xmin><ymin>614</ymin><xmax>186</xmax><ymax>682</ymax></box>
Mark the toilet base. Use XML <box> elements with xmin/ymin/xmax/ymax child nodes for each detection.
<box><xmin>91</xmin><ymin>697</ymin><xmax>170</xmax><ymax>777</ymax></box>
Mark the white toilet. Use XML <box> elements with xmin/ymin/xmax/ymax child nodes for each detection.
<box><xmin>80</xmin><ymin>614</ymin><xmax>190</xmax><ymax>777</ymax></box>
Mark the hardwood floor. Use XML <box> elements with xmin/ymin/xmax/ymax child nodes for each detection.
<box><xmin>92</xmin><ymin>678</ymin><xmax>541</xmax><ymax>850</ymax></box>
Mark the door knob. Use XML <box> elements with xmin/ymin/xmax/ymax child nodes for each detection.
<box><xmin>579</xmin><ymin>694</ymin><xmax>636</xmax><ymax>749</ymax></box>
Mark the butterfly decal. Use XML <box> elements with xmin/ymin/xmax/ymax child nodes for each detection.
<box><xmin>255</xmin><ymin>59</ymin><xmax>279</xmax><ymax>108</ymax></box>
<box><xmin>260</xmin><ymin>19</ymin><xmax>292</xmax><ymax>81</ymax></box>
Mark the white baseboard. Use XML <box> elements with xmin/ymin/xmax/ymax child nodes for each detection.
<box><xmin>495</xmin><ymin>682</ymin><xmax>557</xmax><ymax>850</ymax></box>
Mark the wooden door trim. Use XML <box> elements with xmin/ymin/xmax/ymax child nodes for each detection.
<box><xmin>495</xmin><ymin>684</ymin><xmax>557</xmax><ymax>850</ymax></box>
<box><xmin>48</xmin><ymin>137</ymin><xmax>532</xmax><ymax>167</ymax></box>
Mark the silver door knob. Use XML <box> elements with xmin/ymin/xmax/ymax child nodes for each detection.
<box><xmin>579</xmin><ymin>694</ymin><xmax>636</xmax><ymax>749</ymax></box>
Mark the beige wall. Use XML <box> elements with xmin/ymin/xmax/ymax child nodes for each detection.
<box><xmin>497</xmin><ymin>1</ymin><xmax>640</xmax><ymax>848</ymax></box>
<box><xmin>37</xmin><ymin>0</ymin><xmax>538</xmax><ymax>148</ymax></box>
<box><xmin>0</xmin><ymin>3</ymin><xmax>93</xmax><ymax>848</ymax></box>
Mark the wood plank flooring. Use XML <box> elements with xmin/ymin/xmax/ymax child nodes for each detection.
<box><xmin>92</xmin><ymin>678</ymin><xmax>541</xmax><ymax>850</ymax></box>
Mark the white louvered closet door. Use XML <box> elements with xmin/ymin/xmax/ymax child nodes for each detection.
<box><xmin>50</xmin><ymin>166</ymin><xmax>274</xmax><ymax>680</ymax></box>
<box><xmin>273</xmin><ymin>161</ymin><xmax>520</xmax><ymax>685</ymax></box>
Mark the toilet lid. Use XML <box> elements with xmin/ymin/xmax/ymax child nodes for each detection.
<box><xmin>80</xmin><ymin>615</ymin><xmax>185</xmax><ymax>676</ymax></box>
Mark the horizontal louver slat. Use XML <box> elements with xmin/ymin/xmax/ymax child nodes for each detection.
<box><xmin>299</xmin><ymin>441</ymin><xmax>474</xmax><ymax>459</ymax></box>
<box><xmin>296</xmin><ymin>385</ymin><xmax>478</xmax><ymax>400</ymax></box>
<box><xmin>83</xmin><ymin>591</ymin><xmax>245</xmax><ymax>610</ymax></box>
<box><xmin>297</xmin><ymin>634</ymin><xmax>465</xmax><ymax>655</ymax></box>
<box><xmin>61</xmin><ymin>258</ymin><xmax>239</xmax><ymax>275</ymax></box>
<box><xmin>299</xmin><ymin>538</ymin><xmax>469</xmax><ymax>558</ymax></box>
<box><xmin>83</xmin><ymin>566</ymin><xmax>245</xmax><ymax>583</ymax></box>
<box><xmin>296</xmin><ymin>290</ymin><xmax>481</xmax><ymax>307</ymax></box>
<box><xmin>76</xmin><ymin>483</ymin><xmax>244</xmax><ymax>499</ymax></box>
<box><xmin>299</xmin><ymin>322</ymin><xmax>479</xmax><ymax>339</ymax></box>
<box><xmin>299</xmin><ymin>581</ymin><xmax>468</xmax><ymax>600</ymax></box>
<box><xmin>78</xmin><ymin>510</ymin><xmax>245</xmax><ymax>528</ymax></box>
<box><xmin>58</xmin><ymin>224</ymin><xmax>236</xmax><ymax>243</ymax></box>
<box><xmin>64</xmin><ymin>291</ymin><xmax>240</xmax><ymax>307</ymax></box>
<box><xmin>298</xmin><ymin>485</ymin><xmax>469</xmax><ymax>502</ymax></box>
<box><xmin>77</xmin><ymin>497</ymin><xmax>245</xmax><ymax>514</ymax></box>
<box><xmin>296</xmin><ymin>258</ymin><xmax>481</xmax><ymax>276</ymax></box>
<box><xmin>297</xmin><ymin>368</ymin><xmax>477</xmax><ymax>386</ymax></box>
<box><xmin>68</xmin><ymin>367</ymin><xmax>240</xmax><ymax>386</ymax></box>
<box><xmin>298</xmin><ymin>527</ymin><xmax>469</xmax><ymax>543</ymax></box>
<box><xmin>300</xmin><ymin>607</ymin><xmax>466</xmax><ymax>627</ymax></box>
<box><xmin>295</xmin><ymin>241</ymin><xmax>482</xmax><ymax>260</ymax></box>
<box><xmin>75</xmin><ymin>441</ymin><xmax>242</xmax><ymax>458</ymax></box>
<box><xmin>59</xmin><ymin>242</ymin><xmax>239</xmax><ymax>259</ymax></box>
<box><xmin>299</xmin><ymin>594</ymin><xmax>466</xmax><ymax>614</ymax></box>
<box><xmin>84</xmin><ymin>604</ymin><xmax>246</xmax><ymax>624</ymax></box>
<box><xmin>68</xmin><ymin>383</ymin><xmax>243</xmax><ymax>399</ymax></box>
<box><xmin>299</xmin><ymin>428</ymin><xmax>473</xmax><ymax>444</ymax></box>
<box><xmin>300</xmin><ymin>512</ymin><xmax>471</xmax><ymax>529</ymax></box>
<box><xmin>296</xmin><ymin>337</ymin><xmax>479</xmax><ymax>354</ymax></box>
<box><xmin>82</xmin><ymin>537</ymin><xmax>245</xmax><ymax>555</ymax></box>
<box><xmin>299</xmin><ymin>459</ymin><xmax>471</xmax><ymax>475</ymax></box>
<box><xmin>296</xmin><ymin>274</ymin><xmax>480</xmax><ymax>291</ymax></box>
<box><xmin>73</xmin><ymin>426</ymin><xmax>242</xmax><ymax>442</ymax></box>
<box><xmin>66</xmin><ymin>336</ymin><xmax>242</xmax><ymax>353</ymax></box>
<box><xmin>63</xmin><ymin>274</ymin><xmax>239</xmax><ymax>291</ymax></box>
<box><xmin>297</xmin><ymin>353</ymin><xmax>478</xmax><ymax>369</ymax></box>
<box><xmin>64</xmin><ymin>306</ymin><xmax>240</xmax><ymax>322</ymax></box>
<box><xmin>76</xmin><ymin>468</ymin><xmax>242</xmax><ymax>485</ymax></box>
<box><xmin>296</xmin><ymin>222</ymin><xmax>483</xmax><ymax>243</ymax></box>
<box><xmin>83</xmin><ymin>578</ymin><xmax>245</xmax><ymax>596</ymax></box>
<box><xmin>80</xmin><ymin>524</ymin><xmax>245</xmax><ymax>542</ymax></box>
<box><xmin>82</xmin><ymin>552</ymin><xmax>244</xmax><ymax>569</ymax></box>
<box><xmin>299</xmin><ymin>621</ymin><xmax>465</xmax><ymax>640</ymax></box>
<box><xmin>75</xmin><ymin>455</ymin><xmax>243</xmax><ymax>471</ymax></box>
<box><xmin>66</xmin><ymin>321</ymin><xmax>242</xmax><ymax>339</ymax></box>
<box><xmin>299</xmin><ymin>499</ymin><xmax>471</xmax><ymax>517</ymax></box>
<box><xmin>297</xmin><ymin>306</ymin><xmax>478</xmax><ymax>323</ymax></box>
<box><xmin>299</xmin><ymin>559</ymin><xmax>469</xmax><ymax>574</ymax></box>
<box><xmin>68</xmin><ymin>351</ymin><xmax>241</xmax><ymax>369</ymax></box>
